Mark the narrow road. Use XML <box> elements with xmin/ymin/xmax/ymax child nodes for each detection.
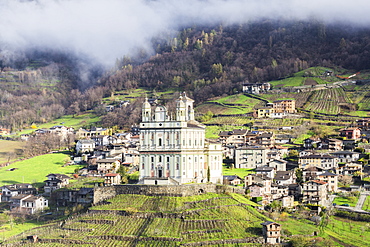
<box><xmin>355</xmin><ymin>192</ymin><xmax>369</xmax><ymax>210</ymax></box>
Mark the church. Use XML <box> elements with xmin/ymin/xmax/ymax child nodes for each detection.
<box><xmin>138</xmin><ymin>93</ymin><xmax>223</xmax><ymax>185</ymax></box>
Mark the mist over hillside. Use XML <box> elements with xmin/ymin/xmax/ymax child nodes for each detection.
<box><xmin>1</xmin><ymin>0</ymin><xmax>370</xmax><ymax>72</ymax></box>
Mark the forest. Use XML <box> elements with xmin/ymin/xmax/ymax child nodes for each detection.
<box><xmin>1</xmin><ymin>19</ymin><xmax>370</xmax><ymax>131</ymax></box>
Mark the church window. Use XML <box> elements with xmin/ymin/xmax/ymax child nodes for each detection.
<box><xmin>167</xmin><ymin>157</ymin><xmax>170</xmax><ymax>162</ymax></box>
<box><xmin>159</xmin><ymin>156</ymin><xmax>162</xmax><ymax>162</ymax></box>
<box><xmin>151</xmin><ymin>164</ymin><xmax>154</xmax><ymax>170</ymax></box>
<box><xmin>176</xmin><ymin>163</ymin><xmax>179</xmax><ymax>170</ymax></box>
<box><xmin>159</xmin><ymin>138</ymin><xmax>162</xmax><ymax>146</ymax></box>
<box><xmin>142</xmin><ymin>163</ymin><xmax>144</xmax><ymax>169</ymax></box>
<box><xmin>151</xmin><ymin>157</ymin><xmax>154</xmax><ymax>162</ymax></box>
<box><xmin>167</xmin><ymin>164</ymin><xmax>170</xmax><ymax>170</ymax></box>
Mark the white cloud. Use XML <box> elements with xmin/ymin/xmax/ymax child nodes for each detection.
<box><xmin>0</xmin><ymin>0</ymin><xmax>369</xmax><ymax>66</ymax></box>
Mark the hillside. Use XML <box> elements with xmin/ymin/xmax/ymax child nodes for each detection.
<box><xmin>2</xmin><ymin>20</ymin><xmax>370</xmax><ymax>131</ymax></box>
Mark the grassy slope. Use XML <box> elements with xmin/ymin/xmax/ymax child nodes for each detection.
<box><xmin>0</xmin><ymin>152</ymin><xmax>83</xmax><ymax>187</ymax></box>
<box><xmin>0</xmin><ymin>140</ymin><xmax>24</xmax><ymax>164</ymax></box>
<box><xmin>14</xmin><ymin>113</ymin><xmax>100</xmax><ymax>136</ymax></box>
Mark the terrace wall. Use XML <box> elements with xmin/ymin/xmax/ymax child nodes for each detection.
<box><xmin>93</xmin><ymin>184</ymin><xmax>245</xmax><ymax>204</ymax></box>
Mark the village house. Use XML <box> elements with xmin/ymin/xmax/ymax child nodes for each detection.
<box><xmin>261</xmin><ymin>221</ymin><xmax>282</xmax><ymax>244</ymax></box>
<box><xmin>272</xmin><ymin>99</ymin><xmax>296</xmax><ymax>113</ymax></box>
<box><xmin>104</xmin><ymin>173</ymin><xmax>122</xmax><ymax>186</ymax></box>
<box><xmin>274</xmin><ymin>171</ymin><xmax>295</xmax><ymax>185</ymax></box>
<box><xmin>268</xmin><ymin>159</ymin><xmax>287</xmax><ymax>171</ymax></box>
<box><xmin>1</xmin><ymin>184</ymin><xmax>36</xmax><ymax>202</ymax></box>
<box><xmin>234</xmin><ymin>147</ymin><xmax>268</xmax><ymax>169</ymax></box>
<box><xmin>242</xmin><ymin>82</ymin><xmax>271</xmax><ymax>94</ymax></box>
<box><xmin>255</xmin><ymin>166</ymin><xmax>275</xmax><ymax>179</ymax></box>
<box><xmin>356</xmin><ymin>118</ymin><xmax>370</xmax><ymax>130</ymax></box>
<box><xmin>256</xmin><ymin>133</ymin><xmax>275</xmax><ymax>147</ymax></box>
<box><xmin>335</xmin><ymin>162</ymin><xmax>363</xmax><ymax>176</ymax></box>
<box><xmin>298</xmin><ymin>154</ymin><xmax>338</xmax><ymax>170</ymax></box>
<box><xmin>223</xmin><ymin>175</ymin><xmax>243</xmax><ymax>186</ymax></box>
<box><xmin>330</xmin><ymin>150</ymin><xmax>360</xmax><ymax>163</ymax></box>
<box><xmin>302</xmin><ymin>166</ymin><xmax>325</xmax><ymax>182</ymax></box>
<box><xmin>0</xmin><ymin>127</ymin><xmax>10</xmax><ymax>135</ymax></box>
<box><xmin>277</xmin><ymin>195</ymin><xmax>295</xmax><ymax>208</ymax></box>
<box><xmin>322</xmin><ymin>138</ymin><xmax>343</xmax><ymax>151</ymax></box>
<box><xmin>10</xmin><ymin>194</ymin><xmax>48</xmax><ymax>215</ymax></box>
<box><xmin>302</xmin><ymin>180</ymin><xmax>328</xmax><ymax>206</ymax></box>
<box><xmin>339</xmin><ymin>127</ymin><xmax>361</xmax><ymax>140</ymax></box>
<box><xmin>270</xmin><ymin>183</ymin><xmax>289</xmax><ymax>200</ymax></box>
<box><xmin>44</xmin><ymin>174</ymin><xmax>70</xmax><ymax>195</ymax></box>
<box><xmin>96</xmin><ymin>158</ymin><xmax>121</xmax><ymax>174</ymax></box>
<box><xmin>75</xmin><ymin>139</ymin><xmax>95</xmax><ymax>154</ymax></box>
<box><xmin>55</xmin><ymin>188</ymin><xmax>94</xmax><ymax>206</ymax></box>
<box><xmin>274</xmin><ymin>134</ymin><xmax>293</xmax><ymax>144</ymax></box>
<box><xmin>303</xmin><ymin>137</ymin><xmax>322</xmax><ymax>149</ymax></box>
<box><xmin>91</xmin><ymin>135</ymin><xmax>119</xmax><ymax>146</ymax></box>
<box><xmin>317</xmin><ymin>171</ymin><xmax>338</xmax><ymax>192</ymax></box>
<box><xmin>218</xmin><ymin>129</ymin><xmax>249</xmax><ymax>146</ymax></box>
<box><xmin>76</xmin><ymin>127</ymin><xmax>112</xmax><ymax>139</ymax></box>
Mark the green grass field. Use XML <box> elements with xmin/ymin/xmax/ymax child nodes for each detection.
<box><xmin>223</xmin><ymin>166</ymin><xmax>255</xmax><ymax>179</ymax></box>
<box><xmin>333</xmin><ymin>196</ymin><xmax>359</xmax><ymax>207</ymax></box>
<box><xmin>0</xmin><ymin>152</ymin><xmax>84</xmax><ymax>187</ymax></box>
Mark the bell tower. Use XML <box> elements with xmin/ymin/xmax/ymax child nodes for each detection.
<box><xmin>142</xmin><ymin>97</ymin><xmax>151</xmax><ymax>122</ymax></box>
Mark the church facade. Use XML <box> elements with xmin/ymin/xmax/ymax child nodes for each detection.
<box><xmin>139</xmin><ymin>93</ymin><xmax>223</xmax><ymax>185</ymax></box>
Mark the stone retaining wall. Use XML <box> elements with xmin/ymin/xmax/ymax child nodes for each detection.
<box><xmin>93</xmin><ymin>184</ymin><xmax>245</xmax><ymax>204</ymax></box>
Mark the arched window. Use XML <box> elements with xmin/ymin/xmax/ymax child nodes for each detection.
<box><xmin>159</xmin><ymin>138</ymin><xmax>162</xmax><ymax>146</ymax></box>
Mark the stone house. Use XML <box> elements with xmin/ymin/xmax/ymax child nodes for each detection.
<box><xmin>44</xmin><ymin>174</ymin><xmax>70</xmax><ymax>194</ymax></box>
<box><xmin>302</xmin><ymin>180</ymin><xmax>328</xmax><ymax>206</ymax></box>
<box><xmin>10</xmin><ymin>195</ymin><xmax>48</xmax><ymax>214</ymax></box>
<box><xmin>261</xmin><ymin>221</ymin><xmax>281</xmax><ymax>244</ymax></box>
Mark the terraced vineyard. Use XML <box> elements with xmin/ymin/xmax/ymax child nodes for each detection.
<box><xmin>303</xmin><ymin>87</ymin><xmax>352</xmax><ymax>114</ymax></box>
<box><xmin>6</xmin><ymin>193</ymin><xmax>268</xmax><ymax>246</ymax></box>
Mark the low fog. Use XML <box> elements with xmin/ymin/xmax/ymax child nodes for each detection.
<box><xmin>0</xmin><ymin>0</ymin><xmax>369</xmax><ymax>68</ymax></box>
